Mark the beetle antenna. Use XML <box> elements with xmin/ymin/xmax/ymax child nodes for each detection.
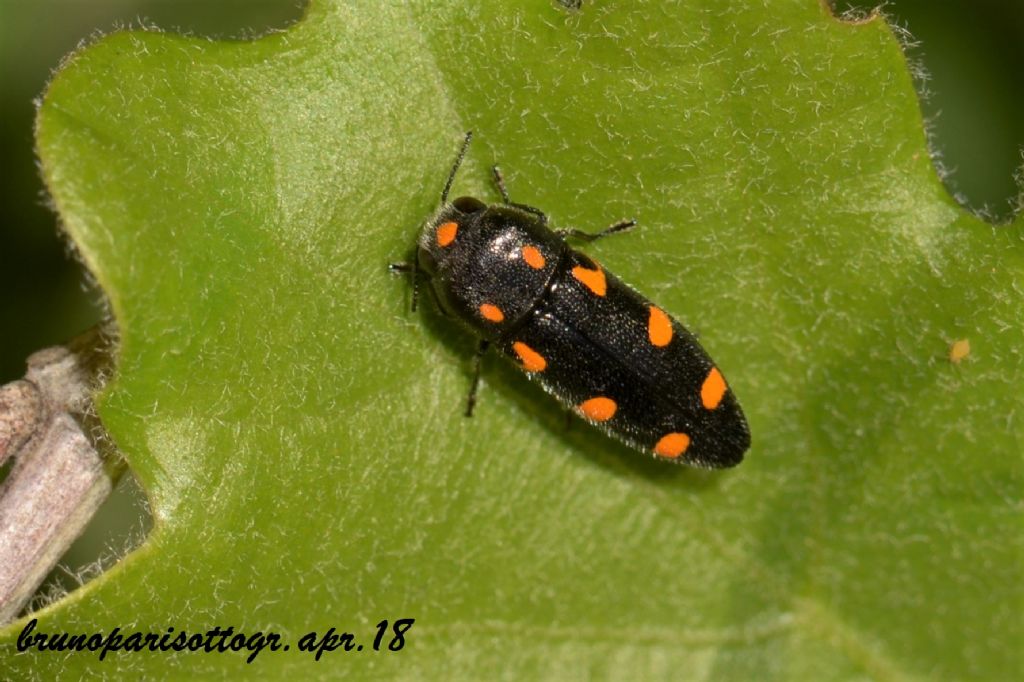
<box><xmin>440</xmin><ymin>131</ymin><xmax>473</xmax><ymax>205</ymax></box>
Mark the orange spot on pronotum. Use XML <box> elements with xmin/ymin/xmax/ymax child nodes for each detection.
<box><xmin>577</xmin><ymin>396</ymin><xmax>616</xmax><ymax>422</ymax></box>
<box><xmin>647</xmin><ymin>306</ymin><xmax>673</xmax><ymax>347</ymax></box>
<box><xmin>512</xmin><ymin>341</ymin><xmax>547</xmax><ymax>372</ymax></box>
<box><xmin>572</xmin><ymin>264</ymin><xmax>607</xmax><ymax>296</ymax></box>
<box><xmin>521</xmin><ymin>245</ymin><xmax>546</xmax><ymax>269</ymax></box>
<box><xmin>654</xmin><ymin>432</ymin><xmax>690</xmax><ymax>458</ymax></box>
<box><xmin>701</xmin><ymin>367</ymin><xmax>727</xmax><ymax>410</ymax></box>
<box><xmin>436</xmin><ymin>221</ymin><xmax>458</xmax><ymax>247</ymax></box>
<box><xmin>479</xmin><ymin>303</ymin><xmax>504</xmax><ymax>323</ymax></box>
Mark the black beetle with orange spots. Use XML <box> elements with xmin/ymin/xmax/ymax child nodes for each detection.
<box><xmin>390</xmin><ymin>132</ymin><xmax>750</xmax><ymax>468</ymax></box>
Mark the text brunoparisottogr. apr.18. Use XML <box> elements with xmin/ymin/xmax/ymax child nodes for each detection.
<box><xmin>16</xmin><ymin>617</ymin><xmax>415</xmax><ymax>663</ymax></box>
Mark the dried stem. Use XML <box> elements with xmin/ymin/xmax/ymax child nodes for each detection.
<box><xmin>0</xmin><ymin>325</ymin><xmax>120</xmax><ymax>624</ymax></box>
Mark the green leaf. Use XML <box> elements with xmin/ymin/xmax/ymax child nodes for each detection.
<box><xmin>6</xmin><ymin>0</ymin><xmax>1022</xmax><ymax>678</ymax></box>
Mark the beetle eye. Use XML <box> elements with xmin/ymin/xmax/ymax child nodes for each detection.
<box><xmin>452</xmin><ymin>196</ymin><xmax>486</xmax><ymax>213</ymax></box>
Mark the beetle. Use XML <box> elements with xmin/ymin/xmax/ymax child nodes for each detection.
<box><xmin>391</xmin><ymin>132</ymin><xmax>750</xmax><ymax>467</ymax></box>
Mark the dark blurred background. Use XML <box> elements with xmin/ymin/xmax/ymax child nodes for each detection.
<box><xmin>0</xmin><ymin>0</ymin><xmax>1021</xmax><ymax>602</ymax></box>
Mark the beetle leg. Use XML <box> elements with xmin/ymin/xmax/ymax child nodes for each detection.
<box><xmin>388</xmin><ymin>260</ymin><xmax>421</xmax><ymax>312</ymax></box>
<box><xmin>558</xmin><ymin>218</ymin><xmax>637</xmax><ymax>243</ymax></box>
<box><xmin>491</xmin><ymin>164</ymin><xmax>550</xmax><ymax>226</ymax></box>
<box><xmin>511</xmin><ymin>202</ymin><xmax>549</xmax><ymax>225</ymax></box>
<box><xmin>491</xmin><ymin>164</ymin><xmax>512</xmax><ymax>204</ymax></box>
<box><xmin>465</xmin><ymin>339</ymin><xmax>491</xmax><ymax>417</ymax></box>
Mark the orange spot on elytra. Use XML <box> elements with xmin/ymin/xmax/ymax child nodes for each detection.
<box><xmin>512</xmin><ymin>341</ymin><xmax>547</xmax><ymax>372</ymax></box>
<box><xmin>577</xmin><ymin>396</ymin><xmax>616</xmax><ymax>422</ymax></box>
<box><xmin>479</xmin><ymin>303</ymin><xmax>504</xmax><ymax>323</ymax></box>
<box><xmin>654</xmin><ymin>432</ymin><xmax>690</xmax><ymax>458</ymax></box>
<box><xmin>522</xmin><ymin>245</ymin><xmax>546</xmax><ymax>269</ymax></box>
<box><xmin>572</xmin><ymin>264</ymin><xmax>606</xmax><ymax>296</ymax></box>
<box><xmin>437</xmin><ymin>221</ymin><xmax>458</xmax><ymax>247</ymax></box>
<box><xmin>648</xmin><ymin>306</ymin><xmax>673</xmax><ymax>347</ymax></box>
<box><xmin>701</xmin><ymin>367</ymin><xmax>727</xmax><ymax>410</ymax></box>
